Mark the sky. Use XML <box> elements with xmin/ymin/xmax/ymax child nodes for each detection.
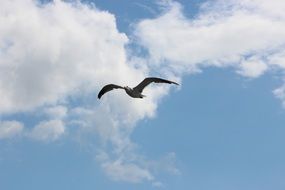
<box><xmin>1</xmin><ymin>0</ymin><xmax>285</xmax><ymax>189</ymax></box>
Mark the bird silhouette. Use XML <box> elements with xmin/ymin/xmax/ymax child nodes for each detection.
<box><xmin>98</xmin><ymin>77</ymin><xmax>179</xmax><ymax>99</ymax></box>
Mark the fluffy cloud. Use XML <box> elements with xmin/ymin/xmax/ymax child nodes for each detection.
<box><xmin>0</xmin><ymin>0</ymin><xmax>176</xmax><ymax>183</ymax></box>
<box><xmin>100</xmin><ymin>158</ymin><xmax>154</xmax><ymax>183</ymax></box>
<box><xmin>2</xmin><ymin>0</ymin><xmax>285</xmax><ymax>184</ymax></box>
<box><xmin>0</xmin><ymin>0</ymin><xmax>145</xmax><ymax>113</ymax></box>
<box><xmin>135</xmin><ymin>0</ymin><xmax>285</xmax><ymax>75</ymax></box>
<box><xmin>44</xmin><ymin>105</ymin><xmax>68</xmax><ymax>119</ymax></box>
<box><xmin>237</xmin><ymin>56</ymin><xmax>268</xmax><ymax>78</ymax></box>
<box><xmin>273</xmin><ymin>84</ymin><xmax>285</xmax><ymax>107</ymax></box>
<box><xmin>135</xmin><ymin>0</ymin><xmax>285</xmax><ymax>105</ymax></box>
<box><xmin>96</xmin><ymin>150</ymin><xmax>179</xmax><ymax>184</ymax></box>
<box><xmin>268</xmin><ymin>50</ymin><xmax>285</xmax><ymax>69</ymax></box>
<box><xmin>0</xmin><ymin>120</ymin><xmax>24</xmax><ymax>139</ymax></box>
<box><xmin>29</xmin><ymin>119</ymin><xmax>65</xmax><ymax>142</ymax></box>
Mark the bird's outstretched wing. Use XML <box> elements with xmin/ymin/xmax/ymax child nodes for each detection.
<box><xmin>98</xmin><ymin>84</ymin><xmax>124</xmax><ymax>99</ymax></box>
<box><xmin>133</xmin><ymin>77</ymin><xmax>179</xmax><ymax>93</ymax></box>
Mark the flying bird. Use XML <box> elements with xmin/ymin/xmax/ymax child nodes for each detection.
<box><xmin>98</xmin><ymin>77</ymin><xmax>179</xmax><ymax>99</ymax></box>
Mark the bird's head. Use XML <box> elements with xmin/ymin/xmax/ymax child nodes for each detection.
<box><xmin>124</xmin><ymin>86</ymin><xmax>132</xmax><ymax>91</ymax></box>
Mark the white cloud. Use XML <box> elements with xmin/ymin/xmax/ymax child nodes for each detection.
<box><xmin>0</xmin><ymin>120</ymin><xmax>24</xmax><ymax>139</ymax></box>
<box><xmin>0</xmin><ymin>0</ymin><xmax>177</xmax><ymax>183</ymax></box>
<box><xmin>241</xmin><ymin>0</ymin><xmax>285</xmax><ymax>19</ymax></box>
<box><xmin>4</xmin><ymin>0</ymin><xmax>285</xmax><ymax>184</ymax></box>
<box><xmin>44</xmin><ymin>105</ymin><xmax>68</xmax><ymax>119</ymax></box>
<box><xmin>0</xmin><ymin>0</ymin><xmax>140</xmax><ymax>113</ymax></box>
<box><xmin>237</xmin><ymin>56</ymin><xmax>268</xmax><ymax>78</ymax></box>
<box><xmin>96</xmin><ymin>150</ymin><xmax>179</xmax><ymax>184</ymax></box>
<box><xmin>135</xmin><ymin>0</ymin><xmax>285</xmax><ymax>107</ymax></box>
<box><xmin>273</xmin><ymin>84</ymin><xmax>285</xmax><ymax>107</ymax></box>
<box><xmin>29</xmin><ymin>119</ymin><xmax>65</xmax><ymax>142</ymax></box>
<box><xmin>100</xmin><ymin>158</ymin><xmax>154</xmax><ymax>183</ymax></box>
<box><xmin>268</xmin><ymin>50</ymin><xmax>285</xmax><ymax>69</ymax></box>
<box><xmin>135</xmin><ymin>0</ymin><xmax>285</xmax><ymax>76</ymax></box>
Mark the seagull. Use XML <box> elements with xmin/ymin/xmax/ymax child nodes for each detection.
<box><xmin>98</xmin><ymin>77</ymin><xmax>179</xmax><ymax>99</ymax></box>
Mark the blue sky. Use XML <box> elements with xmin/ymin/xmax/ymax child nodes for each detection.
<box><xmin>1</xmin><ymin>0</ymin><xmax>285</xmax><ymax>189</ymax></box>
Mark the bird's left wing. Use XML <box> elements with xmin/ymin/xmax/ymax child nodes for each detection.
<box><xmin>133</xmin><ymin>77</ymin><xmax>179</xmax><ymax>93</ymax></box>
<box><xmin>98</xmin><ymin>84</ymin><xmax>124</xmax><ymax>99</ymax></box>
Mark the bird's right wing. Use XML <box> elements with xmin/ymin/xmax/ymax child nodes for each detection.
<box><xmin>133</xmin><ymin>77</ymin><xmax>179</xmax><ymax>93</ymax></box>
<box><xmin>98</xmin><ymin>84</ymin><xmax>124</xmax><ymax>99</ymax></box>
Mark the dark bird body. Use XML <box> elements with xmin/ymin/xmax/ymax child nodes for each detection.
<box><xmin>98</xmin><ymin>77</ymin><xmax>179</xmax><ymax>99</ymax></box>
